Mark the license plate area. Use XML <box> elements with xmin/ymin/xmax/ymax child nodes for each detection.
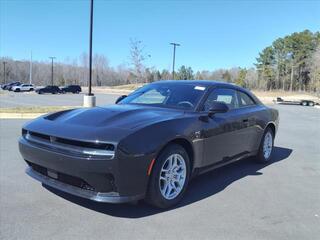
<box><xmin>47</xmin><ymin>169</ymin><xmax>58</xmax><ymax>179</ymax></box>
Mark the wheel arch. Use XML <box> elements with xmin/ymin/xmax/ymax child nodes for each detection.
<box><xmin>155</xmin><ymin>137</ymin><xmax>195</xmax><ymax>174</ymax></box>
<box><xmin>265</xmin><ymin>122</ymin><xmax>276</xmax><ymax>136</ymax></box>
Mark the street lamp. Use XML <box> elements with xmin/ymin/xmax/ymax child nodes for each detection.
<box><xmin>49</xmin><ymin>57</ymin><xmax>56</xmax><ymax>86</ymax></box>
<box><xmin>170</xmin><ymin>42</ymin><xmax>180</xmax><ymax>79</ymax></box>
<box><xmin>83</xmin><ymin>0</ymin><xmax>96</xmax><ymax>107</ymax></box>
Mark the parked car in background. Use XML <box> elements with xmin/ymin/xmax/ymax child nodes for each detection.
<box><xmin>60</xmin><ymin>85</ymin><xmax>81</xmax><ymax>94</ymax></box>
<box><xmin>2</xmin><ymin>82</ymin><xmax>21</xmax><ymax>90</ymax></box>
<box><xmin>8</xmin><ymin>82</ymin><xmax>22</xmax><ymax>91</ymax></box>
<box><xmin>12</xmin><ymin>84</ymin><xmax>34</xmax><ymax>92</ymax></box>
<box><xmin>36</xmin><ymin>86</ymin><xmax>61</xmax><ymax>94</ymax></box>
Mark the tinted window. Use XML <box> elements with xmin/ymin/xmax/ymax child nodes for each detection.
<box><xmin>238</xmin><ymin>91</ymin><xmax>255</xmax><ymax>107</ymax></box>
<box><xmin>203</xmin><ymin>88</ymin><xmax>238</xmax><ymax>111</ymax></box>
<box><xmin>120</xmin><ymin>83</ymin><xmax>206</xmax><ymax>110</ymax></box>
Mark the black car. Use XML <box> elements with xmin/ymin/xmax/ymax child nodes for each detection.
<box><xmin>36</xmin><ymin>86</ymin><xmax>61</xmax><ymax>94</ymax></box>
<box><xmin>60</xmin><ymin>85</ymin><xmax>82</xmax><ymax>94</ymax></box>
<box><xmin>19</xmin><ymin>80</ymin><xmax>279</xmax><ymax>208</ymax></box>
<box><xmin>2</xmin><ymin>81</ymin><xmax>21</xmax><ymax>90</ymax></box>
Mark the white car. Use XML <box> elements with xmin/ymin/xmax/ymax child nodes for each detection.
<box><xmin>12</xmin><ymin>84</ymin><xmax>35</xmax><ymax>92</ymax></box>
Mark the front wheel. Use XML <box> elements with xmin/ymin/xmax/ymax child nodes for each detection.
<box><xmin>146</xmin><ymin>144</ymin><xmax>190</xmax><ymax>208</ymax></box>
<box><xmin>256</xmin><ymin>127</ymin><xmax>274</xmax><ymax>163</ymax></box>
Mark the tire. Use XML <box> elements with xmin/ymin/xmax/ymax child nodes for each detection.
<box><xmin>38</xmin><ymin>91</ymin><xmax>42</xmax><ymax>94</ymax></box>
<box><xmin>256</xmin><ymin>127</ymin><xmax>274</xmax><ymax>163</ymax></box>
<box><xmin>301</xmin><ymin>101</ymin><xmax>308</xmax><ymax>106</ymax></box>
<box><xmin>14</xmin><ymin>89</ymin><xmax>20</xmax><ymax>92</ymax></box>
<box><xmin>146</xmin><ymin>144</ymin><xmax>190</xmax><ymax>209</ymax></box>
<box><xmin>29</xmin><ymin>88</ymin><xmax>34</xmax><ymax>91</ymax></box>
<box><xmin>308</xmin><ymin>101</ymin><xmax>314</xmax><ymax>107</ymax></box>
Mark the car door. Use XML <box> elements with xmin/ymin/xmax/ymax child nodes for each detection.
<box><xmin>236</xmin><ymin>90</ymin><xmax>262</xmax><ymax>153</ymax></box>
<box><xmin>201</xmin><ymin>87</ymin><xmax>249</xmax><ymax>167</ymax></box>
<box><xmin>21</xmin><ymin>84</ymin><xmax>28</xmax><ymax>91</ymax></box>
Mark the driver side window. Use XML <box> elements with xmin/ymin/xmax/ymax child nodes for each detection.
<box><xmin>203</xmin><ymin>88</ymin><xmax>238</xmax><ymax>111</ymax></box>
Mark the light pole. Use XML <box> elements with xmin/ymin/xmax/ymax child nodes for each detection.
<box><xmin>49</xmin><ymin>57</ymin><xmax>56</xmax><ymax>86</ymax></box>
<box><xmin>3</xmin><ymin>61</ymin><xmax>7</xmax><ymax>84</ymax></box>
<box><xmin>170</xmin><ymin>42</ymin><xmax>180</xmax><ymax>79</ymax></box>
<box><xmin>29</xmin><ymin>51</ymin><xmax>33</xmax><ymax>84</ymax></box>
<box><xmin>83</xmin><ymin>0</ymin><xmax>96</xmax><ymax>107</ymax></box>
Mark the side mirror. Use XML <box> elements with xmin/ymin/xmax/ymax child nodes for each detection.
<box><xmin>115</xmin><ymin>95</ymin><xmax>127</xmax><ymax>104</ymax></box>
<box><xmin>208</xmin><ymin>101</ymin><xmax>229</xmax><ymax>117</ymax></box>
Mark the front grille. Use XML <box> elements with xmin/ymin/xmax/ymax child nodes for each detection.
<box><xmin>25</xmin><ymin>130</ymin><xmax>114</xmax><ymax>151</ymax></box>
<box><xmin>22</xmin><ymin>129</ymin><xmax>115</xmax><ymax>159</ymax></box>
<box><xmin>26</xmin><ymin>161</ymin><xmax>95</xmax><ymax>191</ymax></box>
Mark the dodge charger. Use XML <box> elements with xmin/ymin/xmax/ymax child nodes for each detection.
<box><xmin>19</xmin><ymin>80</ymin><xmax>279</xmax><ymax>208</ymax></box>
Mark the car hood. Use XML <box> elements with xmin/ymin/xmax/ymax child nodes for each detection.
<box><xmin>23</xmin><ymin>104</ymin><xmax>184</xmax><ymax>142</ymax></box>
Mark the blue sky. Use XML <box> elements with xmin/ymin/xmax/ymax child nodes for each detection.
<box><xmin>1</xmin><ymin>0</ymin><xmax>319</xmax><ymax>71</ymax></box>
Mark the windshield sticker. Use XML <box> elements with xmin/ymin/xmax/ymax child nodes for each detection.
<box><xmin>194</xmin><ymin>86</ymin><xmax>206</xmax><ymax>91</ymax></box>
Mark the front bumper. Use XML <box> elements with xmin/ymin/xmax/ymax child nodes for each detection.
<box><xmin>26</xmin><ymin>167</ymin><xmax>143</xmax><ymax>203</ymax></box>
<box><xmin>19</xmin><ymin>136</ymin><xmax>153</xmax><ymax>203</ymax></box>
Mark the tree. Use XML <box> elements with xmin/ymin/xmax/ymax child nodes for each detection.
<box><xmin>176</xmin><ymin>65</ymin><xmax>194</xmax><ymax>80</ymax></box>
<box><xmin>235</xmin><ymin>68</ymin><xmax>247</xmax><ymax>87</ymax></box>
<box><xmin>222</xmin><ymin>70</ymin><xmax>231</xmax><ymax>82</ymax></box>
<box><xmin>129</xmin><ymin>39</ymin><xmax>148</xmax><ymax>83</ymax></box>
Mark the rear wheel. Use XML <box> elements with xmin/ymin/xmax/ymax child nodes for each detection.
<box><xmin>308</xmin><ymin>101</ymin><xmax>314</xmax><ymax>106</ymax></box>
<box><xmin>256</xmin><ymin>127</ymin><xmax>274</xmax><ymax>163</ymax></box>
<box><xmin>301</xmin><ymin>101</ymin><xmax>308</xmax><ymax>106</ymax></box>
<box><xmin>146</xmin><ymin>144</ymin><xmax>190</xmax><ymax>208</ymax></box>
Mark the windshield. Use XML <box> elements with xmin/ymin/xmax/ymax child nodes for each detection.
<box><xmin>119</xmin><ymin>83</ymin><xmax>207</xmax><ymax>110</ymax></box>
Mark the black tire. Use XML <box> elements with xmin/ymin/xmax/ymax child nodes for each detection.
<box><xmin>146</xmin><ymin>144</ymin><xmax>191</xmax><ymax>209</ymax></box>
<box><xmin>256</xmin><ymin>127</ymin><xmax>274</xmax><ymax>163</ymax></box>
<box><xmin>308</xmin><ymin>101</ymin><xmax>314</xmax><ymax>106</ymax></box>
<box><xmin>301</xmin><ymin>101</ymin><xmax>308</xmax><ymax>106</ymax></box>
<box><xmin>38</xmin><ymin>91</ymin><xmax>42</xmax><ymax>94</ymax></box>
<box><xmin>29</xmin><ymin>88</ymin><xmax>34</xmax><ymax>91</ymax></box>
<box><xmin>15</xmin><ymin>89</ymin><xmax>20</xmax><ymax>92</ymax></box>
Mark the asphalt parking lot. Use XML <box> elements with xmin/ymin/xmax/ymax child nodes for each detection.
<box><xmin>0</xmin><ymin>91</ymin><xmax>120</xmax><ymax>108</ymax></box>
<box><xmin>0</xmin><ymin>104</ymin><xmax>319</xmax><ymax>240</ymax></box>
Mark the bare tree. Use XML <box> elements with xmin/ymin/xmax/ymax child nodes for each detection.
<box><xmin>129</xmin><ymin>39</ymin><xmax>148</xmax><ymax>83</ymax></box>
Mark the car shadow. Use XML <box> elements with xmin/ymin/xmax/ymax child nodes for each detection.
<box><xmin>44</xmin><ymin>146</ymin><xmax>292</xmax><ymax>218</ymax></box>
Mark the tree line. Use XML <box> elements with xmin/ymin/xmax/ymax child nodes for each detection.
<box><xmin>1</xmin><ymin>30</ymin><xmax>319</xmax><ymax>94</ymax></box>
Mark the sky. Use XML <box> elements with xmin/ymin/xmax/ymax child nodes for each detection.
<box><xmin>1</xmin><ymin>0</ymin><xmax>320</xmax><ymax>71</ymax></box>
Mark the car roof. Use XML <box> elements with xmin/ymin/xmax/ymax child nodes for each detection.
<box><xmin>151</xmin><ymin>80</ymin><xmax>262</xmax><ymax>104</ymax></box>
<box><xmin>152</xmin><ymin>79</ymin><xmax>243</xmax><ymax>90</ymax></box>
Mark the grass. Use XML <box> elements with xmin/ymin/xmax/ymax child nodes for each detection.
<box><xmin>0</xmin><ymin>106</ymin><xmax>78</xmax><ymax>113</ymax></box>
<box><xmin>108</xmin><ymin>83</ymin><xmax>144</xmax><ymax>90</ymax></box>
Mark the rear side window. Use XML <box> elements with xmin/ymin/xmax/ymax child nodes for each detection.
<box><xmin>203</xmin><ymin>88</ymin><xmax>238</xmax><ymax>111</ymax></box>
<box><xmin>238</xmin><ymin>91</ymin><xmax>255</xmax><ymax>107</ymax></box>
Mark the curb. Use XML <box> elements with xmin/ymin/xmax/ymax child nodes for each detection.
<box><xmin>0</xmin><ymin>113</ymin><xmax>45</xmax><ymax>119</ymax></box>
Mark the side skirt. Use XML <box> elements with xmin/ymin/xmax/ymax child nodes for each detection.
<box><xmin>192</xmin><ymin>151</ymin><xmax>257</xmax><ymax>178</ymax></box>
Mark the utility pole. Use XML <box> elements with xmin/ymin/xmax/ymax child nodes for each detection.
<box><xmin>29</xmin><ymin>52</ymin><xmax>33</xmax><ymax>84</ymax></box>
<box><xmin>83</xmin><ymin>0</ymin><xmax>96</xmax><ymax>107</ymax></box>
<box><xmin>170</xmin><ymin>42</ymin><xmax>180</xmax><ymax>79</ymax></box>
<box><xmin>3</xmin><ymin>61</ymin><xmax>7</xmax><ymax>84</ymax></box>
<box><xmin>88</xmin><ymin>0</ymin><xmax>93</xmax><ymax>96</ymax></box>
<box><xmin>49</xmin><ymin>57</ymin><xmax>56</xmax><ymax>86</ymax></box>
